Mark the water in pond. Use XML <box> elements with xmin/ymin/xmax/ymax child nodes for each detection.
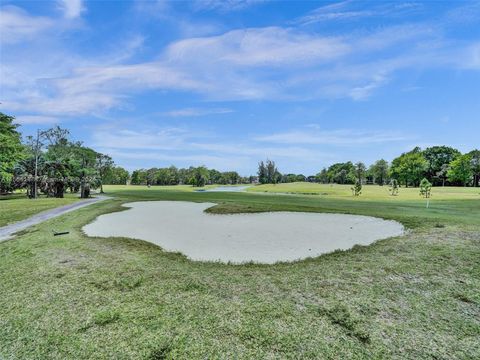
<box><xmin>83</xmin><ymin>201</ymin><xmax>404</xmax><ymax>264</ymax></box>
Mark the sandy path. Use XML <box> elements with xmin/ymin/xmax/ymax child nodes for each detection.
<box><xmin>0</xmin><ymin>196</ymin><xmax>111</xmax><ymax>242</ymax></box>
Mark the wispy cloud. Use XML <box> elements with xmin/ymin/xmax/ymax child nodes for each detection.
<box><xmin>14</xmin><ymin>115</ymin><xmax>60</xmax><ymax>125</ymax></box>
<box><xmin>255</xmin><ymin>127</ymin><xmax>410</xmax><ymax>145</ymax></box>
<box><xmin>161</xmin><ymin>108</ymin><xmax>234</xmax><ymax>117</ymax></box>
<box><xmin>293</xmin><ymin>1</ymin><xmax>423</xmax><ymax>25</ymax></box>
<box><xmin>192</xmin><ymin>0</ymin><xmax>265</xmax><ymax>12</ymax></box>
<box><xmin>1</xmin><ymin>1</ymin><xmax>479</xmax><ymax>119</ymax></box>
<box><xmin>0</xmin><ymin>6</ymin><xmax>53</xmax><ymax>44</ymax></box>
<box><xmin>57</xmin><ymin>0</ymin><xmax>85</xmax><ymax>19</ymax></box>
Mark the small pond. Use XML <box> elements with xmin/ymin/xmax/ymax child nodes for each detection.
<box><xmin>83</xmin><ymin>201</ymin><xmax>404</xmax><ymax>264</ymax></box>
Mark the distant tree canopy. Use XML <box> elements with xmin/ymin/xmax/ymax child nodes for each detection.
<box><xmin>316</xmin><ymin>162</ymin><xmax>355</xmax><ymax>184</ymax></box>
<box><xmin>2</xmin><ymin>112</ymin><xmax>479</xmax><ymax>197</ymax></box>
<box><xmin>129</xmin><ymin>166</ymin><xmax>246</xmax><ymax>186</ymax></box>
<box><xmin>258</xmin><ymin>160</ymin><xmax>281</xmax><ymax>184</ymax></box>
<box><xmin>423</xmin><ymin>146</ymin><xmax>461</xmax><ymax>186</ymax></box>
<box><xmin>103</xmin><ymin>166</ymin><xmax>130</xmax><ymax>185</ymax></box>
<box><xmin>368</xmin><ymin>159</ymin><xmax>389</xmax><ymax>185</ymax></box>
<box><xmin>0</xmin><ymin>113</ymin><xmax>24</xmax><ymax>193</ymax></box>
<box><xmin>312</xmin><ymin>146</ymin><xmax>478</xmax><ymax>187</ymax></box>
<box><xmin>390</xmin><ymin>147</ymin><xmax>428</xmax><ymax>187</ymax></box>
<box><xmin>0</xmin><ymin>113</ymin><xmax>125</xmax><ymax>198</ymax></box>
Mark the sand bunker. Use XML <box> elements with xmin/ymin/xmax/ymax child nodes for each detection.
<box><xmin>83</xmin><ymin>201</ymin><xmax>404</xmax><ymax>264</ymax></box>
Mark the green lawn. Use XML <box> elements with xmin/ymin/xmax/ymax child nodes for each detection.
<box><xmin>0</xmin><ymin>186</ymin><xmax>479</xmax><ymax>359</ymax></box>
<box><xmin>247</xmin><ymin>182</ymin><xmax>480</xmax><ymax>200</ymax></box>
<box><xmin>0</xmin><ymin>193</ymin><xmax>80</xmax><ymax>227</ymax></box>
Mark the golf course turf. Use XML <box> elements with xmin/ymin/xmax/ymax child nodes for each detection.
<box><xmin>0</xmin><ymin>184</ymin><xmax>479</xmax><ymax>359</ymax></box>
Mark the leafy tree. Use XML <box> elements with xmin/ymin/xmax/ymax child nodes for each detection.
<box><xmin>354</xmin><ymin>162</ymin><xmax>366</xmax><ymax>183</ymax></box>
<box><xmin>0</xmin><ymin>113</ymin><xmax>24</xmax><ymax>193</ymax></box>
<box><xmin>221</xmin><ymin>171</ymin><xmax>241</xmax><ymax>184</ymax></box>
<box><xmin>42</xmin><ymin>126</ymin><xmax>73</xmax><ymax>197</ymax></box>
<box><xmin>448</xmin><ymin>154</ymin><xmax>473</xmax><ymax>186</ymax></box>
<box><xmin>423</xmin><ymin>146</ymin><xmax>460</xmax><ymax>185</ymax></box>
<box><xmin>326</xmin><ymin>162</ymin><xmax>356</xmax><ymax>184</ymax></box>
<box><xmin>71</xmin><ymin>144</ymin><xmax>99</xmax><ymax>198</ymax></box>
<box><xmin>436</xmin><ymin>163</ymin><xmax>450</xmax><ymax>187</ymax></box>
<box><xmin>209</xmin><ymin>169</ymin><xmax>223</xmax><ymax>184</ymax></box>
<box><xmin>351</xmin><ymin>179</ymin><xmax>362</xmax><ymax>196</ymax></box>
<box><xmin>258</xmin><ymin>159</ymin><xmax>281</xmax><ymax>184</ymax></box>
<box><xmin>468</xmin><ymin>150</ymin><xmax>480</xmax><ymax>187</ymax></box>
<box><xmin>388</xmin><ymin>179</ymin><xmax>399</xmax><ymax>196</ymax></box>
<box><xmin>419</xmin><ymin>178</ymin><xmax>432</xmax><ymax>198</ymax></box>
<box><xmin>131</xmin><ymin>169</ymin><xmax>147</xmax><ymax>185</ymax></box>
<box><xmin>266</xmin><ymin>159</ymin><xmax>281</xmax><ymax>184</ymax></box>
<box><xmin>316</xmin><ymin>168</ymin><xmax>328</xmax><ymax>183</ymax></box>
<box><xmin>258</xmin><ymin>161</ymin><xmax>267</xmax><ymax>184</ymax></box>
<box><xmin>96</xmin><ymin>153</ymin><xmax>114</xmax><ymax>193</ymax></box>
<box><xmin>189</xmin><ymin>166</ymin><xmax>209</xmax><ymax>187</ymax></box>
<box><xmin>104</xmin><ymin>166</ymin><xmax>129</xmax><ymax>185</ymax></box>
<box><xmin>390</xmin><ymin>147</ymin><xmax>427</xmax><ymax>187</ymax></box>
<box><xmin>369</xmin><ymin>159</ymin><xmax>389</xmax><ymax>185</ymax></box>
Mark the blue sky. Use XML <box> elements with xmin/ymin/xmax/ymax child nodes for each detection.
<box><xmin>1</xmin><ymin>0</ymin><xmax>479</xmax><ymax>175</ymax></box>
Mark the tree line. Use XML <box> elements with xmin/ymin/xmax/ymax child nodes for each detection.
<box><xmin>313</xmin><ymin>146</ymin><xmax>479</xmax><ymax>187</ymax></box>
<box><xmin>2</xmin><ymin>112</ymin><xmax>479</xmax><ymax>200</ymax></box>
<box><xmin>130</xmin><ymin>167</ymin><xmax>248</xmax><ymax>187</ymax></box>
<box><xmin>0</xmin><ymin>113</ymin><xmax>127</xmax><ymax>198</ymax></box>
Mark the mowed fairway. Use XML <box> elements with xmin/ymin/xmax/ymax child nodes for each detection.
<box><xmin>247</xmin><ymin>182</ymin><xmax>480</xmax><ymax>200</ymax></box>
<box><xmin>0</xmin><ymin>193</ymin><xmax>79</xmax><ymax>227</ymax></box>
<box><xmin>0</xmin><ymin>184</ymin><xmax>479</xmax><ymax>359</ymax></box>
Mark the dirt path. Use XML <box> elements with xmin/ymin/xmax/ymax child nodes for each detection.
<box><xmin>0</xmin><ymin>196</ymin><xmax>111</xmax><ymax>242</ymax></box>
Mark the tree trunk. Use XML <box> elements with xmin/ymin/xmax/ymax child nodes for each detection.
<box><xmin>80</xmin><ymin>178</ymin><xmax>90</xmax><ymax>198</ymax></box>
<box><xmin>55</xmin><ymin>183</ymin><xmax>64</xmax><ymax>198</ymax></box>
<box><xmin>100</xmin><ymin>182</ymin><xmax>104</xmax><ymax>194</ymax></box>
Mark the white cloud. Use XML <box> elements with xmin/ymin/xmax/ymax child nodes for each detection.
<box><xmin>294</xmin><ymin>1</ymin><xmax>423</xmax><ymax>25</ymax></box>
<box><xmin>57</xmin><ymin>0</ymin><xmax>85</xmax><ymax>19</ymax></box>
<box><xmin>192</xmin><ymin>0</ymin><xmax>264</xmax><ymax>12</ymax></box>
<box><xmin>162</xmin><ymin>108</ymin><xmax>234</xmax><ymax>117</ymax></box>
<box><xmin>1</xmin><ymin>3</ymin><xmax>479</xmax><ymax>118</ymax></box>
<box><xmin>255</xmin><ymin>128</ymin><xmax>409</xmax><ymax>145</ymax></box>
<box><xmin>0</xmin><ymin>6</ymin><xmax>53</xmax><ymax>44</ymax></box>
<box><xmin>166</xmin><ymin>27</ymin><xmax>349</xmax><ymax>67</ymax></box>
<box><xmin>14</xmin><ymin>115</ymin><xmax>60</xmax><ymax>125</ymax></box>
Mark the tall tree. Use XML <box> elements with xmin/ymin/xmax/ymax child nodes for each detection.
<box><xmin>258</xmin><ymin>161</ymin><xmax>268</xmax><ymax>184</ymax></box>
<box><xmin>43</xmin><ymin>126</ymin><xmax>72</xmax><ymax>198</ymax></box>
<box><xmin>468</xmin><ymin>150</ymin><xmax>480</xmax><ymax>187</ymax></box>
<box><xmin>265</xmin><ymin>159</ymin><xmax>281</xmax><ymax>184</ymax></box>
<box><xmin>354</xmin><ymin>162</ymin><xmax>366</xmax><ymax>183</ymax></box>
<box><xmin>104</xmin><ymin>166</ymin><xmax>130</xmax><ymax>185</ymax></box>
<box><xmin>390</xmin><ymin>147</ymin><xmax>427</xmax><ymax>187</ymax></box>
<box><xmin>95</xmin><ymin>153</ymin><xmax>114</xmax><ymax>193</ymax></box>
<box><xmin>189</xmin><ymin>166</ymin><xmax>209</xmax><ymax>187</ymax></box>
<box><xmin>369</xmin><ymin>159</ymin><xmax>389</xmax><ymax>185</ymax></box>
<box><xmin>423</xmin><ymin>146</ymin><xmax>460</xmax><ymax>185</ymax></box>
<box><xmin>316</xmin><ymin>168</ymin><xmax>328</xmax><ymax>183</ymax></box>
<box><xmin>0</xmin><ymin>113</ymin><xmax>24</xmax><ymax>193</ymax></box>
<box><xmin>448</xmin><ymin>154</ymin><xmax>473</xmax><ymax>186</ymax></box>
<box><xmin>71</xmin><ymin>144</ymin><xmax>99</xmax><ymax>198</ymax></box>
<box><xmin>24</xmin><ymin>131</ymin><xmax>47</xmax><ymax>198</ymax></box>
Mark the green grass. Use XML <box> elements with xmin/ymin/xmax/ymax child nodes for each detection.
<box><xmin>105</xmin><ymin>184</ymin><xmax>246</xmax><ymax>193</ymax></box>
<box><xmin>0</xmin><ymin>186</ymin><xmax>479</xmax><ymax>359</ymax></box>
<box><xmin>247</xmin><ymin>182</ymin><xmax>480</xmax><ymax>200</ymax></box>
<box><xmin>0</xmin><ymin>193</ymin><xmax>80</xmax><ymax>227</ymax></box>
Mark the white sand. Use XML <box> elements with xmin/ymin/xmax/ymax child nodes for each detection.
<box><xmin>83</xmin><ymin>201</ymin><xmax>404</xmax><ymax>264</ymax></box>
